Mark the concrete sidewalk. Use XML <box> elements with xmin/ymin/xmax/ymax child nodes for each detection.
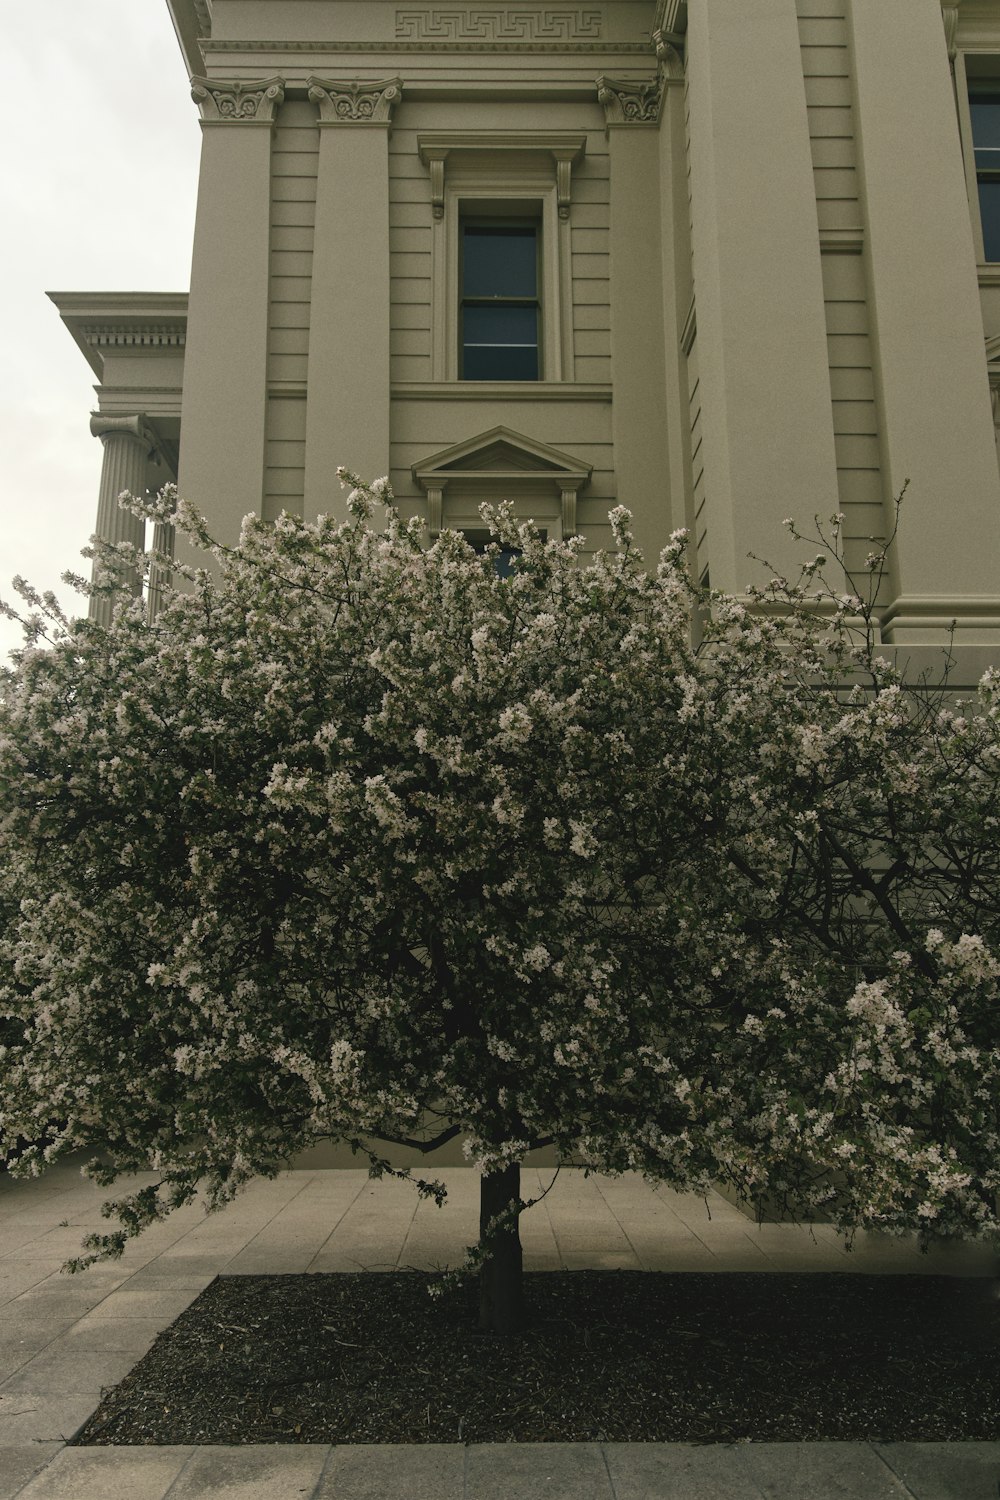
<box><xmin>1</xmin><ymin>1162</ymin><xmax>998</xmax><ymax>1499</ymax></box>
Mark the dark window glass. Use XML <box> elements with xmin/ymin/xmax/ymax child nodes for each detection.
<box><xmin>464</xmin><ymin>529</ymin><xmax>546</xmax><ymax>577</ymax></box>
<box><xmin>970</xmin><ymin>90</ymin><xmax>1000</xmax><ymax>261</ymax></box>
<box><xmin>463</xmin><ymin>227</ymin><xmax>537</xmax><ymax>298</ymax></box>
<box><xmin>461</xmin><ymin>222</ymin><xmax>539</xmax><ymax>381</ymax></box>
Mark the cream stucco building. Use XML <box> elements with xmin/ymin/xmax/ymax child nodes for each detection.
<box><xmin>51</xmin><ymin>0</ymin><xmax>1000</xmax><ymax>684</ymax></box>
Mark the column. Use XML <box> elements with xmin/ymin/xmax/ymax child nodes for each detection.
<box><xmin>89</xmin><ymin>415</ymin><xmax>152</xmax><ymax>626</ymax></box>
<box><xmin>598</xmin><ymin>74</ymin><xmax>676</xmax><ymax>564</ymax></box>
<box><xmin>178</xmin><ymin>77</ymin><xmax>283</xmax><ymax>544</ymax></box>
<box><xmin>303</xmin><ymin>78</ymin><xmax>401</xmax><ymax>519</ymax></box>
<box><xmin>146</xmin><ymin>521</ymin><xmax>176</xmax><ymax>623</ymax></box>
<box><xmin>686</xmin><ymin>0</ymin><xmax>840</xmax><ymax>593</ymax></box>
<box><xmin>846</xmin><ymin>0</ymin><xmax>1000</xmax><ymax>643</ymax></box>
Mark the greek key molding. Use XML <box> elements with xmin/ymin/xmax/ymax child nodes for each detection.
<box><xmin>190</xmin><ymin>76</ymin><xmax>285</xmax><ymax>123</ymax></box>
<box><xmin>596</xmin><ymin>74</ymin><xmax>663</xmax><ymax>126</ymax></box>
<box><xmin>308</xmin><ymin>76</ymin><xmax>403</xmax><ymax>124</ymax></box>
<box><xmin>395</xmin><ymin>7</ymin><xmax>601</xmax><ymax>40</ymax></box>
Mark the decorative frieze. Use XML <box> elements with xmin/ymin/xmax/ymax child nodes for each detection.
<box><xmin>307</xmin><ymin>77</ymin><xmax>404</xmax><ymax>125</ymax></box>
<box><xmin>190</xmin><ymin>76</ymin><xmax>285</xmax><ymax>123</ymax></box>
<box><xmin>596</xmin><ymin>75</ymin><xmax>663</xmax><ymax>126</ymax></box>
<box><xmin>395</xmin><ymin>8</ymin><xmax>602</xmax><ymax>41</ymax></box>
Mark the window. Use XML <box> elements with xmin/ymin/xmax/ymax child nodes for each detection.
<box><xmin>460</xmin><ymin>222</ymin><xmax>540</xmax><ymax>380</ymax></box>
<box><xmin>463</xmin><ymin>527</ymin><xmax>547</xmax><ymax>576</ymax></box>
<box><xmin>417</xmin><ymin>134</ymin><xmax>585</xmax><ymax>382</ymax></box>
<box><xmin>969</xmin><ymin>86</ymin><xmax>1000</xmax><ymax>261</ymax></box>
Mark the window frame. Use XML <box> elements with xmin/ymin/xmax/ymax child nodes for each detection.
<box><xmin>424</xmin><ymin>160</ymin><xmax>576</xmax><ymax>384</ymax></box>
<box><xmin>957</xmin><ymin>55</ymin><xmax>1000</xmax><ymax>265</ymax></box>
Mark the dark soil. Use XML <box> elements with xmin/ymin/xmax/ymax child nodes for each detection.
<box><xmin>73</xmin><ymin>1270</ymin><xmax>1000</xmax><ymax>1446</ymax></box>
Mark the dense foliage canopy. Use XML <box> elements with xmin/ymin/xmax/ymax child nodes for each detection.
<box><xmin>2</xmin><ymin>478</ymin><xmax>998</xmax><ymax>1307</ymax></box>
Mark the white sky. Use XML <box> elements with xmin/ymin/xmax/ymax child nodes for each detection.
<box><xmin>0</xmin><ymin>2</ymin><xmax>201</xmax><ymax>661</ymax></box>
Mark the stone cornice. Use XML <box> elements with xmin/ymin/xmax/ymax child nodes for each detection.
<box><xmin>200</xmin><ymin>38</ymin><xmax>653</xmax><ymax>56</ymax></box>
<box><xmin>190</xmin><ymin>75</ymin><xmax>285</xmax><ymax>123</ymax></box>
<box><xmin>653</xmin><ymin>0</ymin><xmax>688</xmax><ymax>39</ymax></box>
<box><xmin>596</xmin><ymin>74</ymin><xmax>664</xmax><ymax>127</ymax></box>
<box><xmin>165</xmin><ymin>0</ymin><xmax>211</xmax><ymax>77</ymax></box>
<box><xmin>48</xmin><ymin>292</ymin><xmax>188</xmax><ymax>379</ymax></box>
<box><xmin>308</xmin><ymin>76</ymin><xmax>403</xmax><ymax>124</ymax></box>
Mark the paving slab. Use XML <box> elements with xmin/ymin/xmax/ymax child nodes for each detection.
<box><xmin>76</xmin><ymin>1287</ymin><xmax>201</xmax><ymax>1322</ymax></box>
<box><xmin>9</xmin><ymin>1444</ymin><xmax>195</xmax><ymax>1500</ymax></box>
<box><xmin>166</xmin><ymin>1444</ymin><xmax>329</xmax><ymax>1499</ymax></box>
<box><xmin>0</xmin><ymin>1443</ymin><xmax>64</xmax><ymax>1500</ymax></box>
<box><xmin>316</xmin><ymin>1442</ymin><xmax>464</xmax><ymax>1499</ymax></box>
<box><xmin>875</xmin><ymin>1442</ymin><xmax>1000</xmax><ymax>1500</ymax></box>
<box><xmin>463</xmin><ymin>1442</ymin><xmax>614</xmax><ymax>1499</ymax></box>
<box><xmin>58</xmin><ymin>1319</ymin><xmax>164</xmax><ymax>1355</ymax></box>
<box><xmin>604</xmin><ymin>1442</ymin><xmax>767</xmax><ymax>1499</ymax></box>
<box><xmin>0</xmin><ymin>1394</ymin><xmax>99</xmax><ymax>1444</ymax></box>
<box><xmin>741</xmin><ymin>1443</ymin><xmax>913</xmax><ymax>1498</ymax></box>
<box><xmin>0</xmin><ymin>1348</ymin><xmax>139</xmax><ymax>1398</ymax></box>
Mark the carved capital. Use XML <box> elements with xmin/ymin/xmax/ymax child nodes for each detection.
<box><xmin>90</xmin><ymin>413</ymin><xmax>157</xmax><ymax>452</ymax></box>
<box><xmin>190</xmin><ymin>76</ymin><xmax>285</xmax><ymax>123</ymax></box>
<box><xmin>596</xmin><ymin>74</ymin><xmax>663</xmax><ymax>127</ymax></box>
<box><xmin>308</xmin><ymin>77</ymin><xmax>403</xmax><ymax>125</ymax></box>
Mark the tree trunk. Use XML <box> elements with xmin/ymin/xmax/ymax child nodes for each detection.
<box><xmin>477</xmin><ymin>1162</ymin><xmax>524</xmax><ymax>1335</ymax></box>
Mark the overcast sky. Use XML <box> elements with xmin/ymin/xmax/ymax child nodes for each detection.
<box><xmin>0</xmin><ymin>3</ymin><xmax>201</xmax><ymax>660</ymax></box>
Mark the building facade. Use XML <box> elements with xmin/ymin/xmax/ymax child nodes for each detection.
<box><xmin>52</xmin><ymin>0</ymin><xmax>1000</xmax><ymax>683</ymax></box>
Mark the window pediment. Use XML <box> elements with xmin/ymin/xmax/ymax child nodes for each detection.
<box><xmin>412</xmin><ymin>425</ymin><xmax>591</xmax><ymax>536</ymax></box>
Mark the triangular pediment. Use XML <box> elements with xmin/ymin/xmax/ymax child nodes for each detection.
<box><xmin>443</xmin><ymin>440</ymin><xmax>560</xmax><ymax>473</ymax></box>
<box><xmin>413</xmin><ymin>426</ymin><xmax>592</xmax><ymax>485</ymax></box>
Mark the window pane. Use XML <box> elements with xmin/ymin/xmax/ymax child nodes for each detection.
<box><xmin>463</xmin><ymin>227</ymin><xmax>537</xmax><ymax>298</ymax></box>
<box><xmin>979</xmin><ymin>180</ymin><xmax>1000</xmax><ymax>261</ymax></box>
<box><xmin>970</xmin><ymin>93</ymin><xmax>1000</xmax><ymax>150</ymax></box>
<box><xmin>463</xmin><ymin>304</ymin><xmax>538</xmax><ymax>347</ymax></box>
<box><xmin>463</xmin><ymin>344</ymin><xmax>539</xmax><ymax>380</ymax></box>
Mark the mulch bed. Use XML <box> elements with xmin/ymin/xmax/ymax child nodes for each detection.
<box><xmin>73</xmin><ymin>1270</ymin><xmax>1000</xmax><ymax>1446</ymax></box>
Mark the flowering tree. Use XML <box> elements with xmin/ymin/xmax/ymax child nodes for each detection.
<box><xmin>1</xmin><ymin>479</ymin><xmax>998</xmax><ymax>1333</ymax></box>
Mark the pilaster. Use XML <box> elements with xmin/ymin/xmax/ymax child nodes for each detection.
<box><xmin>304</xmin><ymin>78</ymin><xmax>402</xmax><ymax>517</ymax></box>
<box><xmin>846</xmin><ymin>0</ymin><xmax>1000</xmax><ymax>644</ymax></box>
<box><xmin>177</xmin><ymin>76</ymin><xmax>284</xmax><ymax>543</ymax></box>
<box><xmin>685</xmin><ymin>0</ymin><xmax>840</xmax><ymax>593</ymax></box>
<box><xmin>599</xmin><ymin>74</ymin><xmax>674</xmax><ymax>561</ymax></box>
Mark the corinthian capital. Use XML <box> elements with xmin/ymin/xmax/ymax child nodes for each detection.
<box><xmin>596</xmin><ymin>75</ymin><xmax>663</xmax><ymax>127</ymax></box>
<box><xmin>307</xmin><ymin>77</ymin><xmax>404</xmax><ymax>125</ymax></box>
<box><xmin>190</xmin><ymin>76</ymin><xmax>285</xmax><ymax>123</ymax></box>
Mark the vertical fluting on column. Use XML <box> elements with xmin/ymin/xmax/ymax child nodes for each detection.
<box><xmin>89</xmin><ymin>415</ymin><xmax>150</xmax><ymax>626</ymax></box>
<box><xmin>146</xmin><ymin>521</ymin><xmax>176</xmax><ymax>623</ymax></box>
